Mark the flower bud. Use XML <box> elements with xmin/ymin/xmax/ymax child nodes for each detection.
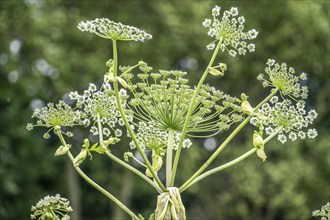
<box><xmin>53</xmin><ymin>125</ymin><xmax>62</xmax><ymax>136</ymax></box>
<box><xmin>55</xmin><ymin>145</ymin><xmax>70</xmax><ymax>156</ymax></box>
<box><xmin>146</xmin><ymin>154</ymin><xmax>163</xmax><ymax>178</ymax></box>
<box><xmin>253</xmin><ymin>133</ymin><xmax>264</xmax><ymax>148</ymax></box>
<box><xmin>73</xmin><ymin>149</ymin><xmax>88</xmax><ymax>167</ymax></box>
<box><xmin>241</xmin><ymin>100</ymin><xmax>254</xmax><ymax>115</ymax></box>
<box><xmin>117</xmin><ymin>77</ymin><xmax>128</xmax><ymax>88</ymax></box>
<box><xmin>256</xmin><ymin>148</ymin><xmax>267</xmax><ymax>162</ymax></box>
<box><xmin>83</xmin><ymin>139</ymin><xmax>90</xmax><ymax>148</ymax></box>
<box><xmin>208</xmin><ymin>67</ymin><xmax>224</xmax><ymax>76</ymax></box>
<box><xmin>152</xmin><ymin>154</ymin><xmax>163</xmax><ymax>172</ymax></box>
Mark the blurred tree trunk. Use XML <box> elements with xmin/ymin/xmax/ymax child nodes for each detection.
<box><xmin>112</xmin><ymin>170</ymin><xmax>134</xmax><ymax>220</ymax></box>
<box><xmin>66</xmin><ymin>160</ymin><xmax>81</xmax><ymax>220</ymax></box>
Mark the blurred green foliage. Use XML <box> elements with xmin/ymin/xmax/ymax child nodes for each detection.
<box><xmin>0</xmin><ymin>1</ymin><xmax>329</xmax><ymax>220</ymax></box>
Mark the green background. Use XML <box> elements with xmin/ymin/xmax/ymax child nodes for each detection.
<box><xmin>0</xmin><ymin>0</ymin><xmax>329</xmax><ymax>219</ymax></box>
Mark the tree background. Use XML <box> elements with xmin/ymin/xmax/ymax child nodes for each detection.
<box><xmin>0</xmin><ymin>0</ymin><xmax>329</xmax><ymax>220</ymax></box>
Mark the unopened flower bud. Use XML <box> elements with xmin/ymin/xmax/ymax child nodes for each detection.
<box><xmin>73</xmin><ymin>149</ymin><xmax>88</xmax><ymax>167</ymax></box>
<box><xmin>256</xmin><ymin>148</ymin><xmax>267</xmax><ymax>162</ymax></box>
<box><xmin>241</xmin><ymin>100</ymin><xmax>254</xmax><ymax>115</ymax></box>
<box><xmin>146</xmin><ymin>154</ymin><xmax>163</xmax><ymax>177</ymax></box>
<box><xmin>55</xmin><ymin>145</ymin><xmax>70</xmax><ymax>156</ymax></box>
<box><xmin>253</xmin><ymin>133</ymin><xmax>264</xmax><ymax>148</ymax></box>
<box><xmin>208</xmin><ymin>67</ymin><xmax>224</xmax><ymax>76</ymax></box>
<box><xmin>53</xmin><ymin>125</ymin><xmax>62</xmax><ymax>136</ymax></box>
<box><xmin>83</xmin><ymin>139</ymin><xmax>90</xmax><ymax>148</ymax></box>
<box><xmin>152</xmin><ymin>154</ymin><xmax>163</xmax><ymax>172</ymax></box>
<box><xmin>117</xmin><ymin>77</ymin><xmax>128</xmax><ymax>88</ymax></box>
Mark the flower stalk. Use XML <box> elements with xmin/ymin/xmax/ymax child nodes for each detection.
<box><xmin>180</xmin><ymin>126</ymin><xmax>282</xmax><ymax>192</ymax></box>
<box><xmin>179</xmin><ymin>88</ymin><xmax>279</xmax><ymax>191</ymax></box>
<box><xmin>112</xmin><ymin>40</ymin><xmax>166</xmax><ymax>192</ymax></box>
<box><xmin>54</xmin><ymin>128</ymin><xmax>140</xmax><ymax>220</ymax></box>
<box><xmin>171</xmin><ymin>38</ymin><xmax>223</xmax><ymax>186</ymax></box>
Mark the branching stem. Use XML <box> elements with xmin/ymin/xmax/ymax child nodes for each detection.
<box><xmin>112</xmin><ymin>40</ymin><xmax>166</xmax><ymax>192</ymax></box>
<box><xmin>179</xmin><ymin>88</ymin><xmax>279</xmax><ymax>191</ymax></box>
<box><xmin>180</xmin><ymin>126</ymin><xmax>282</xmax><ymax>192</ymax></box>
<box><xmin>171</xmin><ymin>38</ymin><xmax>223</xmax><ymax>186</ymax></box>
<box><xmin>55</xmin><ymin>130</ymin><xmax>139</xmax><ymax>220</ymax></box>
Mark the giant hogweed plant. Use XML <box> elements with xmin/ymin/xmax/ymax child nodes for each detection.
<box><xmin>28</xmin><ymin>6</ymin><xmax>318</xmax><ymax>220</ymax></box>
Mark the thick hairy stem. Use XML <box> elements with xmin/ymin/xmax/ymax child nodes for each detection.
<box><xmin>112</xmin><ymin>40</ymin><xmax>166</xmax><ymax>192</ymax></box>
<box><xmin>166</xmin><ymin>129</ymin><xmax>174</xmax><ymax>187</ymax></box>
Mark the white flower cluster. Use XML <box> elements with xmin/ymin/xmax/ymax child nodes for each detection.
<box><xmin>69</xmin><ymin>82</ymin><xmax>131</xmax><ymax>138</ymax></box>
<box><xmin>31</xmin><ymin>194</ymin><xmax>72</xmax><ymax>220</ymax></box>
<box><xmin>129</xmin><ymin>122</ymin><xmax>192</xmax><ymax>154</ymax></box>
<box><xmin>250</xmin><ymin>97</ymin><xmax>318</xmax><ymax>143</ymax></box>
<box><xmin>77</xmin><ymin>18</ymin><xmax>152</xmax><ymax>42</ymax></box>
<box><xmin>203</xmin><ymin>5</ymin><xmax>258</xmax><ymax>56</ymax></box>
<box><xmin>257</xmin><ymin>59</ymin><xmax>308</xmax><ymax>99</ymax></box>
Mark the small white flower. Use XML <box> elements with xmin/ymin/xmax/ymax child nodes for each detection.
<box><xmin>212</xmin><ymin>5</ymin><xmax>221</xmax><ymax>16</ymax></box>
<box><xmin>206</xmin><ymin>43</ymin><xmax>216</xmax><ymax>50</ymax></box>
<box><xmin>266</xmin><ymin>59</ymin><xmax>276</xmax><ymax>66</ymax></box>
<box><xmin>69</xmin><ymin>91</ymin><xmax>79</xmax><ymax>100</ymax></box>
<box><xmin>115</xmin><ymin>129</ymin><xmax>123</xmax><ymax>137</ymax></box>
<box><xmin>90</xmin><ymin>126</ymin><xmax>98</xmax><ymax>135</ymax></box>
<box><xmin>238</xmin><ymin>16</ymin><xmax>245</xmax><ymax>24</ymax></box>
<box><xmin>103</xmin><ymin>127</ymin><xmax>111</xmax><ymax>136</ymax></box>
<box><xmin>289</xmin><ymin>132</ymin><xmax>297</xmax><ymax>141</ymax></box>
<box><xmin>202</xmin><ymin>19</ymin><xmax>212</xmax><ymax>27</ymax></box>
<box><xmin>88</xmin><ymin>83</ymin><xmax>97</xmax><ymax>92</ymax></box>
<box><xmin>278</xmin><ymin>134</ymin><xmax>287</xmax><ymax>143</ymax></box>
<box><xmin>307</xmin><ymin>128</ymin><xmax>318</xmax><ymax>138</ymax></box>
<box><xmin>229</xmin><ymin>50</ymin><xmax>237</xmax><ymax>57</ymax></box>
<box><xmin>230</xmin><ymin>7</ymin><xmax>238</xmax><ymax>16</ymax></box>
<box><xmin>248</xmin><ymin>29</ymin><xmax>258</xmax><ymax>39</ymax></box>
<box><xmin>207</xmin><ymin>28</ymin><xmax>217</xmax><ymax>37</ymax></box>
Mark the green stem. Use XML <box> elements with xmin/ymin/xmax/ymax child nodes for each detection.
<box><xmin>105</xmin><ymin>151</ymin><xmax>162</xmax><ymax>193</ymax></box>
<box><xmin>112</xmin><ymin>40</ymin><xmax>166</xmax><ymax>192</ymax></box>
<box><xmin>55</xmin><ymin>130</ymin><xmax>139</xmax><ymax>220</ymax></box>
<box><xmin>180</xmin><ymin>126</ymin><xmax>283</xmax><ymax>192</ymax></box>
<box><xmin>179</xmin><ymin>88</ymin><xmax>279</xmax><ymax>191</ymax></box>
<box><xmin>181</xmin><ymin>149</ymin><xmax>256</xmax><ymax>192</ymax></box>
<box><xmin>171</xmin><ymin>38</ymin><xmax>223</xmax><ymax>186</ymax></box>
<box><xmin>97</xmin><ymin>113</ymin><xmax>104</xmax><ymax>143</ymax></box>
<box><xmin>166</xmin><ymin>129</ymin><xmax>174</xmax><ymax>187</ymax></box>
<box><xmin>66</xmin><ymin>151</ymin><xmax>140</xmax><ymax>220</ymax></box>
